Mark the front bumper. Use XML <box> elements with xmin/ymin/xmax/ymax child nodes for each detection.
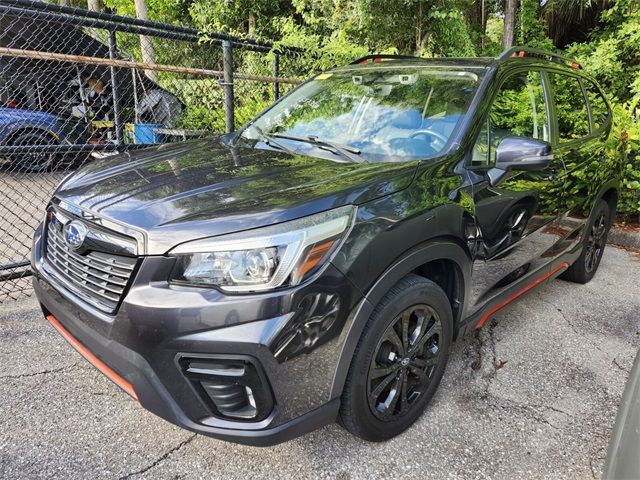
<box><xmin>32</xmin><ymin>223</ymin><xmax>360</xmax><ymax>446</ymax></box>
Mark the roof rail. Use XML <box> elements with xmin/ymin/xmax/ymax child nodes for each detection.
<box><xmin>498</xmin><ymin>46</ymin><xmax>581</xmax><ymax>69</ymax></box>
<box><xmin>349</xmin><ymin>54</ymin><xmax>419</xmax><ymax>65</ymax></box>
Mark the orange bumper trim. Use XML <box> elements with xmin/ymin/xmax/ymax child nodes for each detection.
<box><xmin>46</xmin><ymin>314</ymin><xmax>138</xmax><ymax>401</ymax></box>
<box><xmin>475</xmin><ymin>262</ymin><xmax>570</xmax><ymax>329</ymax></box>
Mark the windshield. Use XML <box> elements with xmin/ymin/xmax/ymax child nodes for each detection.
<box><xmin>240</xmin><ymin>66</ymin><xmax>481</xmax><ymax>162</ymax></box>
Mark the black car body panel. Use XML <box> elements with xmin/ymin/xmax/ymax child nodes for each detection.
<box><xmin>32</xmin><ymin>50</ymin><xmax>619</xmax><ymax>445</ymax></box>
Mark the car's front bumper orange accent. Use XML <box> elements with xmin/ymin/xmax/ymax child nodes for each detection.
<box><xmin>45</xmin><ymin>314</ymin><xmax>138</xmax><ymax>401</ymax></box>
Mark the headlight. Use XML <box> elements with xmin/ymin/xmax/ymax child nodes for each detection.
<box><xmin>169</xmin><ymin>205</ymin><xmax>356</xmax><ymax>292</ymax></box>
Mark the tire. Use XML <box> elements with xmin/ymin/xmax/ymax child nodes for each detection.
<box><xmin>339</xmin><ymin>274</ymin><xmax>453</xmax><ymax>441</ymax></box>
<box><xmin>561</xmin><ymin>199</ymin><xmax>611</xmax><ymax>284</ymax></box>
<box><xmin>7</xmin><ymin>131</ymin><xmax>59</xmax><ymax>173</ymax></box>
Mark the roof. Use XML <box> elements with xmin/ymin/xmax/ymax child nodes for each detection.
<box><xmin>333</xmin><ymin>57</ymin><xmax>493</xmax><ymax>73</ymax></box>
<box><xmin>339</xmin><ymin>47</ymin><xmax>582</xmax><ymax>73</ymax></box>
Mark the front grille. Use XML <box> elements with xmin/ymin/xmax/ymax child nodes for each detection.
<box><xmin>43</xmin><ymin>211</ymin><xmax>137</xmax><ymax>314</ymax></box>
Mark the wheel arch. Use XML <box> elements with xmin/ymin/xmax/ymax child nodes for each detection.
<box><xmin>2</xmin><ymin>126</ymin><xmax>60</xmax><ymax>145</ymax></box>
<box><xmin>597</xmin><ymin>180</ymin><xmax>619</xmax><ymax>221</ymax></box>
<box><xmin>329</xmin><ymin>238</ymin><xmax>471</xmax><ymax>399</ymax></box>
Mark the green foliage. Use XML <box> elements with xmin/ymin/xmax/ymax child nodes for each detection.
<box><xmin>610</xmin><ymin>100</ymin><xmax>640</xmax><ymax>219</ymax></box>
<box><xmin>561</xmin><ymin>0</ymin><xmax>640</xmax><ymax>220</ymax></box>
<box><xmin>567</xmin><ymin>2</ymin><xmax>640</xmax><ymax>105</ymax></box>
<box><xmin>517</xmin><ymin>0</ymin><xmax>555</xmax><ymax>51</ymax></box>
<box><xmin>170</xmin><ymin>77</ymin><xmax>273</xmax><ymax>131</ymax></box>
<box><xmin>103</xmin><ymin>0</ymin><xmax>194</xmax><ymax>25</ymax></box>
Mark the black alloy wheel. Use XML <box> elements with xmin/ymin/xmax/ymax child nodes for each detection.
<box><xmin>340</xmin><ymin>274</ymin><xmax>453</xmax><ymax>441</ymax></box>
<box><xmin>367</xmin><ymin>304</ymin><xmax>442</xmax><ymax>421</ymax></box>
<box><xmin>561</xmin><ymin>199</ymin><xmax>611</xmax><ymax>284</ymax></box>
<box><xmin>585</xmin><ymin>210</ymin><xmax>607</xmax><ymax>274</ymax></box>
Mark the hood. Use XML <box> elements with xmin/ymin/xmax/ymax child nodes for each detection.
<box><xmin>54</xmin><ymin>138</ymin><xmax>417</xmax><ymax>254</ymax></box>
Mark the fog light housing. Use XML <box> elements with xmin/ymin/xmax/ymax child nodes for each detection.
<box><xmin>178</xmin><ymin>355</ymin><xmax>274</xmax><ymax>422</ymax></box>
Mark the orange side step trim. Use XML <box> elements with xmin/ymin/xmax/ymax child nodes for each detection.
<box><xmin>475</xmin><ymin>262</ymin><xmax>570</xmax><ymax>329</ymax></box>
<box><xmin>46</xmin><ymin>314</ymin><xmax>138</xmax><ymax>401</ymax></box>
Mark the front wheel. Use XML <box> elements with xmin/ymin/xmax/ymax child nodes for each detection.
<box><xmin>339</xmin><ymin>274</ymin><xmax>453</xmax><ymax>441</ymax></box>
<box><xmin>561</xmin><ymin>199</ymin><xmax>611</xmax><ymax>284</ymax></box>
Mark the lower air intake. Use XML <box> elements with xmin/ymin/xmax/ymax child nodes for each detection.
<box><xmin>179</xmin><ymin>356</ymin><xmax>274</xmax><ymax>422</ymax></box>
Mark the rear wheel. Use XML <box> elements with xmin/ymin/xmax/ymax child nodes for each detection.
<box><xmin>7</xmin><ymin>131</ymin><xmax>59</xmax><ymax>172</ymax></box>
<box><xmin>339</xmin><ymin>274</ymin><xmax>453</xmax><ymax>441</ymax></box>
<box><xmin>561</xmin><ymin>199</ymin><xmax>611</xmax><ymax>284</ymax></box>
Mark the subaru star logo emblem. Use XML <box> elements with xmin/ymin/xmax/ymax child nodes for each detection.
<box><xmin>63</xmin><ymin>221</ymin><xmax>88</xmax><ymax>249</ymax></box>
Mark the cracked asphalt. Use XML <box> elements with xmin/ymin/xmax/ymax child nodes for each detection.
<box><xmin>1</xmin><ymin>245</ymin><xmax>639</xmax><ymax>479</ymax></box>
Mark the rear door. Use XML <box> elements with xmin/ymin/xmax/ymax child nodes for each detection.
<box><xmin>547</xmin><ymin>71</ymin><xmax>612</xmax><ymax>243</ymax></box>
<box><xmin>467</xmin><ymin>67</ymin><xmax>567</xmax><ymax>310</ymax></box>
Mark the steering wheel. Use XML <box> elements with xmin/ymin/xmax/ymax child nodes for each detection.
<box><xmin>409</xmin><ymin>129</ymin><xmax>448</xmax><ymax>150</ymax></box>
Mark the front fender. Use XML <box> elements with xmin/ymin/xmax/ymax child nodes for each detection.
<box><xmin>329</xmin><ymin>239</ymin><xmax>471</xmax><ymax>400</ymax></box>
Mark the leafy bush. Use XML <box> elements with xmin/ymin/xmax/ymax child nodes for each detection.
<box><xmin>566</xmin><ymin>0</ymin><xmax>640</xmax><ymax>220</ymax></box>
<box><xmin>611</xmin><ymin>101</ymin><xmax>640</xmax><ymax>220</ymax></box>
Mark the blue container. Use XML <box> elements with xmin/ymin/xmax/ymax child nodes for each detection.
<box><xmin>134</xmin><ymin>123</ymin><xmax>164</xmax><ymax>144</ymax></box>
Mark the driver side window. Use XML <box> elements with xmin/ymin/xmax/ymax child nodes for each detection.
<box><xmin>472</xmin><ymin>70</ymin><xmax>550</xmax><ymax>167</ymax></box>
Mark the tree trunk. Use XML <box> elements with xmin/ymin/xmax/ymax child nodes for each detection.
<box><xmin>59</xmin><ymin>0</ymin><xmax>69</xmax><ymax>6</ymax></box>
<box><xmin>472</xmin><ymin>0</ymin><xmax>488</xmax><ymax>50</ymax></box>
<box><xmin>134</xmin><ymin>0</ymin><xmax>158</xmax><ymax>82</ymax></box>
<box><xmin>503</xmin><ymin>0</ymin><xmax>519</xmax><ymax>49</ymax></box>
<box><xmin>248</xmin><ymin>11</ymin><xmax>256</xmax><ymax>36</ymax></box>
<box><xmin>87</xmin><ymin>0</ymin><xmax>101</xmax><ymax>12</ymax></box>
<box><xmin>415</xmin><ymin>0</ymin><xmax>424</xmax><ymax>56</ymax></box>
<box><xmin>473</xmin><ymin>0</ymin><xmax>488</xmax><ymax>33</ymax></box>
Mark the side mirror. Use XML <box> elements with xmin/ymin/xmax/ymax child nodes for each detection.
<box><xmin>496</xmin><ymin>136</ymin><xmax>553</xmax><ymax>171</ymax></box>
<box><xmin>488</xmin><ymin>136</ymin><xmax>553</xmax><ymax>185</ymax></box>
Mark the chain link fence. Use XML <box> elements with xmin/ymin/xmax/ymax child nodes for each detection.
<box><xmin>0</xmin><ymin>0</ymin><xmax>309</xmax><ymax>301</ymax></box>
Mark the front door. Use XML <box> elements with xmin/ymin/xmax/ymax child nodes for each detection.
<box><xmin>467</xmin><ymin>68</ymin><xmax>567</xmax><ymax>312</ymax></box>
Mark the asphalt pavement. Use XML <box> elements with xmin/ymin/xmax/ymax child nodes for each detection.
<box><xmin>1</xmin><ymin>245</ymin><xmax>639</xmax><ymax>479</ymax></box>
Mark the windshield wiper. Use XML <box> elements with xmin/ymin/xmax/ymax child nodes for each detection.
<box><xmin>247</xmin><ymin>125</ymin><xmax>298</xmax><ymax>155</ymax></box>
<box><xmin>272</xmin><ymin>132</ymin><xmax>364</xmax><ymax>163</ymax></box>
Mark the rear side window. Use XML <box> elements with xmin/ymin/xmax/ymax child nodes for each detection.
<box><xmin>549</xmin><ymin>73</ymin><xmax>590</xmax><ymax>142</ymax></box>
<box><xmin>584</xmin><ymin>81</ymin><xmax>609</xmax><ymax>132</ymax></box>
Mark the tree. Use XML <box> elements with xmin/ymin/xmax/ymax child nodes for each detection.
<box><xmin>462</xmin><ymin>0</ymin><xmax>490</xmax><ymax>50</ymax></box>
<box><xmin>358</xmin><ymin>0</ymin><xmax>475</xmax><ymax>56</ymax></box>
<box><xmin>189</xmin><ymin>0</ymin><xmax>294</xmax><ymax>39</ymax></box>
<box><xmin>503</xmin><ymin>0</ymin><xmax>519</xmax><ymax>48</ymax></box>
<box><xmin>134</xmin><ymin>0</ymin><xmax>158</xmax><ymax>82</ymax></box>
<box><xmin>542</xmin><ymin>0</ymin><xmax>609</xmax><ymax>47</ymax></box>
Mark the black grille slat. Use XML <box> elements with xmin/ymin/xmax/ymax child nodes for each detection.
<box><xmin>47</xmin><ymin>232</ymin><xmax>134</xmax><ymax>274</ymax></box>
<box><xmin>43</xmin><ymin>211</ymin><xmax>137</xmax><ymax>314</ymax></box>
<box><xmin>44</xmin><ymin>260</ymin><xmax>121</xmax><ymax>305</ymax></box>
<box><xmin>45</xmin><ymin>249</ymin><xmax>125</xmax><ymax>296</ymax></box>
<box><xmin>47</xmin><ymin>234</ymin><xmax>131</xmax><ymax>286</ymax></box>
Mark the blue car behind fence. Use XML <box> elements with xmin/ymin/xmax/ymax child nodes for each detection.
<box><xmin>0</xmin><ymin>107</ymin><xmax>87</xmax><ymax>172</ymax></box>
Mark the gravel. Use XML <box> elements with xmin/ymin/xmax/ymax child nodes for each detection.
<box><xmin>1</xmin><ymin>245</ymin><xmax>639</xmax><ymax>479</ymax></box>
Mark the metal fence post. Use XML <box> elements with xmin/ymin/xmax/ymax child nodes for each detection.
<box><xmin>273</xmin><ymin>53</ymin><xmax>280</xmax><ymax>100</ymax></box>
<box><xmin>222</xmin><ymin>40</ymin><xmax>234</xmax><ymax>133</ymax></box>
<box><xmin>108</xmin><ymin>29</ymin><xmax>123</xmax><ymax>145</ymax></box>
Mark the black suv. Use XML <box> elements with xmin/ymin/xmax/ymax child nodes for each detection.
<box><xmin>32</xmin><ymin>47</ymin><xmax>618</xmax><ymax>446</ymax></box>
